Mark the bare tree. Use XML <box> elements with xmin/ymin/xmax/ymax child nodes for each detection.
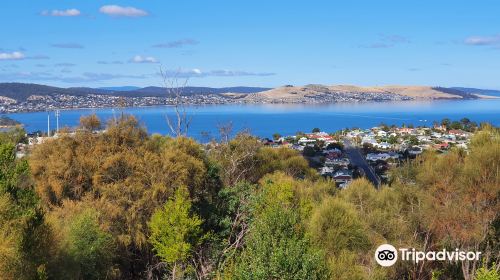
<box><xmin>161</xmin><ymin>67</ymin><xmax>192</xmax><ymax>137</ymax></box>
<box><xmin>217</xmin><ymin>121</ymin><xmax>233</xmax><ymax>143</ymax></box>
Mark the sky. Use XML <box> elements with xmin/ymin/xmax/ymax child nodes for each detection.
<box><xmin>1</xmin><ymin>0</ymin><xmax>499</xmax><ymax>89</ymax></box>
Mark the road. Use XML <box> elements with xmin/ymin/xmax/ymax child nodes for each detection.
<box><xmin>343</xmin><ymin>139</ymin><xmax>381</xmax><ymax>188</ymax></box>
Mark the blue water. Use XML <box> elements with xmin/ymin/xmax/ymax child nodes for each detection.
<box><xmin>6</xmin><ymin>99</ymin><xmax>500</xmax><ymax>140</ymax></box>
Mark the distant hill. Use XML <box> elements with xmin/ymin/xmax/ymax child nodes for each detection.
<box><xmin>1</xmin><ymin>83</ymin><xmax>497</xmax><ymax>104</ymax></box>
<box><xmin>98</xmin><ymin>86</ymin><xmax>142</xmax><ymax>91</ymax></box>
<box><xmin>452</xmin><ymin>87</ymin><xmax>500</xmax><ymax>97</ymax></box>
<box><xmin>243</xmin><ymin>85</ymin><xmax>484</xmax><ymax>103</ymax></box>
<box><xmin>0</xmin><ymin>115</ymin><xmax>21</xmax><ymax>127</ymax></box>
<box><xmin>121</xmin><ymin>86</ymin><xmax>272</xmax><ymax>97</ymax></box>
<box><xmin>0</xmin><ymin>83</ymin><xmax>271</xmax><ymax>102</ymax></box>
<box><xmin>0</xmin><ymin>83</ymin><xmax>93</xmax><ymax>102</ymax></box>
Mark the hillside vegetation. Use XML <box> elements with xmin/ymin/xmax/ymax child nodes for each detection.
<box><xmin>0</xmin><ymin>115</ymin><xmax>498</xmax><ymax>280</ymax></box>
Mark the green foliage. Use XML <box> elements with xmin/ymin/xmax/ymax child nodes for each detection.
<box><xmin>66</xmin><ymin>209</ymin><xmax>115</xmax><ymax>280</ymax></box>
<box><xmin>149</xmin><ymin>186</ymin><xmax>202</xmax><ymax>265</ymax></box>
<box><xmin>234</xmin><ymin>173</ymin><xmax>329</xmax><ymax>280</ymax></box>
<box><xmin>309</xmin><ymin>198</ymin><xmax>370</xmax><ymax>255</ymax></box>
<box><xmin>257</xmin><ymin>147</ymin><xmax>316</xmax><ymax>179</ymax></box>
<box><xmin>0</xmin><ymin>126</ymin><xmax>27</xmax><ymax>145</ymax></box>
<box><xmin>475</xmin><ymin>264</ymin><xmax>500</xmax><ymax>280</ymax></box>
<box><xmin>0</xmin><ymin>143</ymin><xmax>52</xmax><ymax>280</ymax></box>
<box><xmin>303</xmin><ymin>145</ymin><xmax>316</xmax><ymax>157</ymax></box>
<box><xmin>10</xmin><ymin>115</ymin><xmax>499</xmax><ymax>280</ymax></box>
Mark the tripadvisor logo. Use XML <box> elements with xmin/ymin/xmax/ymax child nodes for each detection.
<box><xmin>375</xmin><ymin>244</ymin><xmax>482</xmax><ymax>267</ymax></box>
<box><xmin>375</xmin><ymin>244</ymin><xmax>398</xmax><ymax>267</ymax></box>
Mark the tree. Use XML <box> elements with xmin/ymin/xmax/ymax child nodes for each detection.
<box><xmin>65</xmin><ymin>209</ymin><xmax>115</xmax><ymax>280</ymax></box>
<box><xmin>309</xmin><ymin>198</ymin><xmax>370</xmax><ymax>255</ymax></box>
<box><xmin>161</xmin><ymin>68</ymin><xmax>192</xmax><ymax>137</ymax></box>
<box><xmin>441</xmin><ymin>118</ymin><xmax>451</xmax><ymax>128</ymax></box>
<box><xmin>409</xmin><ymin>135</ymin><xmax>419</xmax><ymax>146</ymax></box>
<box><xmin>450</xmin><ymin>121</ymin><xmax>463</xmax><ymax>130</ymax></box>
<box><xmin>0</xmin><ymin>143</ymin><xmax>53</xmax><ymax>280</ymax></box>
<box><xmin>272</xmin><ymin>133</ymin><xmax>281</xmax><ymax>141</ymax></box>
<box><xmin>210</xmin><ymin>133</ymin><xmax>262</xmax><ymax>186</ymax></box>
<box><xmin>312</xmin><ymin>127</ymin><xmax>321</xmax><ymax>133</ymax></box>
<box><xmin>474</xmin><ymin>264</ymin><xmax>500</xmax><ymax>280</ymax></box>
<box><xmin>79</xmin><ymin>114</ymin><xmax>102</xmax><ymax>132</ymax></box>
<box><xmin>303</xmin><ymin>146</ymin><xmax>316</xmax><ymax>157</ymax></box>
<box><xmin>148</xmin><ymin>186</ymin><xmax>203</xmax><ymax>278</ymax></box>
<box><xmin>234</xmin><ymin>174</ymin><xmax>328</xmax><ymax>279</ymax></box>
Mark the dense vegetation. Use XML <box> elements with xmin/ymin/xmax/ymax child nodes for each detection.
<box><xmin>0</xmin><ymin>114</ymin><xmax>498</xmax><ymax>280</ymax></box>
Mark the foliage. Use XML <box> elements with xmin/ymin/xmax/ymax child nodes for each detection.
<box><xmin>234</xmin><ymin>173</ymin><xmax>329</xmax><ymax>279</ymax></box>
<box><xmin>0</xmin><ymin>116</ymin><xmax>497</xmax><ymax>280</ymax></box>
<box><xmin>0</xmin><ymin>143</ymin><xmax>53</xmax><ymax>280</ymax></box>
<box><xmin>148</xmin><ymin>186</ymin><xmax>202</xmax><ymax>265</ymax></box>
<box><xmin>65</xmin><ymin>208</ymin><xmax>115</xmax><ymax>280</ymax></box>
<box><xmin>475</xmin><ymin>264</ymin><xmax>500</xmax><ymax>280</ymax></box>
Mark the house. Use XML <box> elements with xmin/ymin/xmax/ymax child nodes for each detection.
<box><xmin>398</xmin><ymin>128</ymin><xmax>415</xmax><ymax>135</ymax></box>
<box><xmin>332</xmin><ymin>169</ymin><xmax>353</xmax><ymax>185</ymax></box>
<box><xmin>325</xmin><ymin>157</ymin><xmax>350</xmax><ymax>168</ymax></box>
<box><xmin>298</xmin><ymin>137</ymin><xmax>316</xmax><ymax>145</ymax></box>
<box><xmin>417</xmin><ymin>135</ymin><xmax>431</xmax><ymax>143</ymax></box>
<box><xmin>408</xmin><ymin>146</ymin><xmax>423</xmax><ymax>155</ymax></box>
<box><xmin>434</xmin><ymin>142</ymin><xmax>450</xmax><ymax>150</ymax></box>
<box><xmin>320</xmin><ymin>166</ymin><xmax>334</xmax><ymax>176</ymax></box>
<box><xmin>361</xmin><ymin>137</ymin><xmax>378</xmax><ymax>146</ymax></box>
<box><xmin>377</xmin><ymin>130</ymin><xmax>387</xmax><ymax>137</ymax></box>
<box><xmin>448</xmin><ymin>129</ymin><xmax>472</xmax><ymax>138</ymax></box>
<box><xmin>374</xmin><ymin>142</ymin><xmax>392</xmax><ymax>149</ymax></box>
<box><xmin>367</xmin><ymin>153</ymin><xmax>391</xmax><ymax>161</ymax></box>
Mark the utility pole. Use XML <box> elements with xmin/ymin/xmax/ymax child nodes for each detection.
<box><xmin>47</xmin><ymin>111</ymin><xmax>50</xmax><ymax>137</ymax></box>
<box><xmin>55</xmin><ymin>109</ymin><xmax>60</xmax><ymax>133</ymax></box>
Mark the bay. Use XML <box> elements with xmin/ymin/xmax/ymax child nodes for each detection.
<box><xmin>6</xmin><ymin>99</ymin><xmax>500</xmax><ymax>141</ymax></box>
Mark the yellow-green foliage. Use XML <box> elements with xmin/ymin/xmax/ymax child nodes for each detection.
<box><xmin>148</xmin><ymin>186</ymin><xmax>202</xmax><ymax>265</ymax></box>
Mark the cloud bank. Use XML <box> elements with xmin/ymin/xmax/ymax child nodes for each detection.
<box><xmin>99</xmin><ymin>5</ymin><xmax>148</xmax><ymax>17</ymax></box>
<box><xmin>0</xmin><ymin>51</ymin><xmax>25</xmax><ymax>60</ymax></box>
<box><xmin>129</xmin><ymin>55</ymin><xmax>158</xmax><ymax>63</ymax></box>
<box><xmin>51</xmin><ymin>43</ymin><xmax>84</xmax><ymax>49</ymax></box>
<box><xmin>464</xmin><ymin>35</ymin><xmax>500</xmax><ymax>46</ymax></box>
<box><xmin>41</xmin><ymin>9</ymin><xmax>81</xmax><ymax>17</ymax></box>
<box><xmin>152</xmin><ymin>39</ymin><xmax>199</xmax><ymax>48</ymax></box>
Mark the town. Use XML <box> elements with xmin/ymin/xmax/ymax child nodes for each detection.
<box><xmin>0</xmin><ymin>93</ymin><xmax>231</xmax><ymax>113</ymax></box>
<box><xmin>260</xmin><ymin>118</ymin><xmax>477</xmax><ymax>188</ymax></box>
<box><xmin>0</xmin><ymin>91</ymin><xmax>415</xmax><ymax>113</ymax></box>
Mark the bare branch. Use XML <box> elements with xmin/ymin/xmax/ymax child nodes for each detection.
<box><xmin>160</xmin><ymin>66</ymin><xmax>192</xmax><ymax>137</ymax></box>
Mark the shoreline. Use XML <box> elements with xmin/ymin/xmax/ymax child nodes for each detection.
<box><xmin>2</xmin><ymin>96</ymin><xmax>496</xmax><ymax>115</ymax></box>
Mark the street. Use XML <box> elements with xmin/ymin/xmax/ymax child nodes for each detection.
<box><xmin>343</xmin><ymin>139</ymin><xmax>381</xmax><ymax>188</ymax></box>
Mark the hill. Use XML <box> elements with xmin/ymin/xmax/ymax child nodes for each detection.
<box><xmin>0</xmin><ymin>83</ymin><xmax>93</xmax><ymax>102</ymax></box>
<box><xmin>243</xmin><ymin>84</ymin><xmax>485</xmax><ymax>103</ymax></box>
<box><xmin>0</xmin><ymin>83</ymin><xmax>271</xmax><ymax>102</ymax></box>
<box><xmin>452</xmin><ymin>87</ymin><xmax>500</xmax><ymax>97</ymax></box>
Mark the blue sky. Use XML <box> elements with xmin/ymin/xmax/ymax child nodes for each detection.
<box><xmin>1</xmin><ymin>0</ymin><xmax>499</xmax><ymax>89</ymax></box>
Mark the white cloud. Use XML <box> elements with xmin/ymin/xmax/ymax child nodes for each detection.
<box><xmin>0</xmin><ymin>51</ymin><xmax>25</xmax><ymax>60</ymax></box>
<box><xmin>158</xmin><ymin>68</ymin><xmax>276</xmax><ymax>78</ymax></box>
<box><xmin>464</xmin><ymin>35</ymin><xmax>500</xmax><ymax>46</ymax></box>
<box><xmin>99</xmin><ymin>5</ymin><xmax>148</xmax><ymax>17</ymax></box>
<box><xmin>41</xmin><ymin>9</ymin><xmax>81</xmax><ymax>17</ymax></box>
<box><xmin>0</xmin><ymin>71</ymin><xmax>147</xmax><ymax>83</ymax></box>
<box><xmin>51</xmin><ymin>43</ymin><xmax>84</xmax><ymax>49</ymax></box>
<box><xmin>152</xmin><ymin>39</ymin><xmax>199</xmax><ymax>48</ymax></box>
<box><xmin>130</xmin><ymin>55</ymin><xmax>158</xmax><ymax>63</ymax></box>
